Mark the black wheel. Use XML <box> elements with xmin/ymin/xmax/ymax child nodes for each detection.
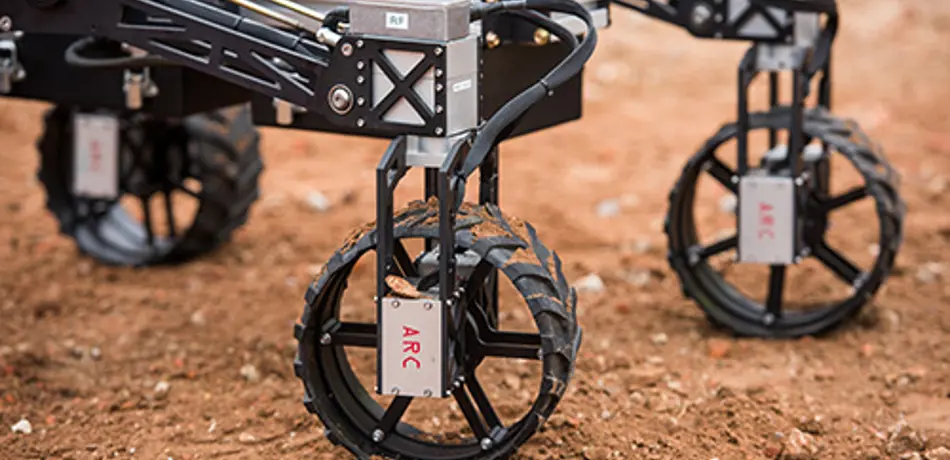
<box><xmin>36</xmin><ymin>104</ymin><xmax>263</xmax><ymax>266</ymax></box>
<box><xmin>665</xmin><ymin>107</ymin><xmax>904</xmax><ymax>338</ymax></box>
<box><xmin>294</xmin><ymin>200</ymin><xmax>581</xmax><ymax>459</ymax></box>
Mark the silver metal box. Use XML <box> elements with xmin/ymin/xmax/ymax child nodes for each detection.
<box><xmin>349</xmin><ymin>0</ymin><xmax>471</xmax><ymax>41</ymax></box>
<box><xmin>738</xmin><ymin>175</ymin><xmax>796</xmax><ymax>265</ymax></box>
<box><xmin>72</xmin><ymin>113</ymin><xmax>120</xmax><ymax>199</ymax></box>
<box><xmin>379</xmin><ymin>297</ymin><xmax>444</xmax><ymax>398</ymax></box>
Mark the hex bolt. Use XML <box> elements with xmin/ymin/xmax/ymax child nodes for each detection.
<box><xmin>392</xmin><ymin>299</ymin><xmax>400</xmax><ymax>308</ymax></box>
<box><xmin>435</xmin><ymin>68</ymin><xmax>444</xmax><ymax>78</ymax></box>
<box><xmin>357</xmin><ymin>97</ymin><xmax>366</xmax><ymax>107</ymax></box>
<box><xmin>356</xmin><ymin>61</ymin><xmax>365</xmax><ymax>70</ymax></box>
<box><xmin>485</xmin><ymin>32</ymin><xmax>500</xmax><ymax>49</ymax></box>
<box><xmin>356</xmin><ymin>75</ymin><xmax>365</xmax><ymax>84</ymax></box>
<box><xmin>356</xmin><ymin>39</ymin><xmax>364</xmax><ymax>48</ymax></box>
<box><xmin>0</xmin><ymin>16</ymin><xmax>11</xmax><ymax>32</ymax></box>
<box><xmin>340</xmin><ymin>43</ymin><xmax>354</xmax><ymax>57</ymax></box>
<box><xmin>320</xmin><ymin>333</ymin><xmax>332</xmax><ymax>345</ymax></box>
<box><xmin>356</xmin><ymin>118</ymin><xmax>366</xmax><ymax>128</ymax></box>
<box><xmin>424</xmin><ymin>302</ymin><xmax>433</xmax><ymax>311</ymax></box>
<box><xmin>435</xmin><ymin>127</ymin><xmax>444</xmax><ymax>136</ymax></box>
<box><xmin>480</xmin><ymin>438</ymin><xmax>493</xmax><ymax>450</ymax></box>
<box><xmin>372</xmin><ymin>429</ymin><xmax>385</xmax><ymax>443</ymax></box>
<box><xmin>433</xmin><ymin>46</ymin><xmax>443</xmax><ymax>56</ymax></box>
<box><xmin>436</xmin><ymin>83</ymin><xmax>444</xmax><ymax>92</ymax></box>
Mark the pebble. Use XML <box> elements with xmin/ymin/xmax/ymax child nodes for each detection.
<box><xmin>887</xmin><ymin>419</ymin><xmax>926</xmax><ymax>455</ymax></box>
<box><xmin>596</xmin><ymin>199</ymin><xmax>622</xmax><ymax>218</ymax></box>
<box><xmin>89</xmin><ymin>346</ymin><xmax>102</xmax><ymax>361</ymax></box>
<box><xmin>240</xmin><ymin>363</ymin><xmax>261</xmax><ymax>382</ymax></box>
<box><xmin>305</xmin><ymin>190</ymin><xmax>332</xmax><ymax>212</ymax></box>
<box><xmin>623</xmin><ymin>269</ymin><xmax>652</xmax><ymax>287</ymax></box>
<box><xmin>926</xmin><ymin>447</ymin><xmax>950</xmax><ymax>460</ymax></box>
<box><xmin>706</xmin><ymin>339</ymin><xmax>732</xmax><ymax>359</ymax></box>
<box><xmin>238</xmin><ymin>432</ymin><xmax>256</xmax><ymax>444</ymax></box>
<box><xmin>10</xmin><ymin>418</ymin><xmax>32</xmax><ymax>434</ymax></box>
<box><xmin>915</xmin><ymin>262</ymin><xmax>945</xmax><ymax>284</ymax></box>
<box><xmin>784</xmin><ymin>428</ymin><xmax>821</xmax><ymax>459</ymax></box>
<box><xmin>189</xmin><ymin>310</ymin><xmax>207</xmax><ymax>327</ymax></box>
<box><xmin>575</xmin><ymin>274</ymin><xmax>606</xmax><ymax>294</ymax></box>
<box><xmin>154</xmin><ymin>381</ymin><xmax>171</xmax><ymax>398</ymax></box>
<box><xmin>798</xmin><ymin>415</ymin><xmax>825</xmax><ymax>435</ymax></box>
<box><xmin>650</xmin><ymin>333</ymin><xmax>668</xmax><ymax>346</ymax></box>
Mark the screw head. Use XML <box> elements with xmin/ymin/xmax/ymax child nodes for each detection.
<box><xmin>434</xmin><ymin>127</ymin><xmax>444</xmax><ymax>136</ymax></box>
<box><xmin>356</xmin><ymin>75</ymin><xmax>365</xmax><ymax>85</ymax></box>
<box><xmin>423</xmin><ymin>389</ymin><xmax>433</xmax><ymax>397</ymax></box>
<box><xmin>356</xmin><ymin>118</ymin><xmax>366</xmax><ymax>128</ymax></box>
<box><xmin>436</xmin><ymin>83</ymin><xmax>444</xmax><ymax>92</ymax></box>
<box><xmin>762</xmin><ymin>313</ymin><xmax>776</xmax><ymax>326</ymax></box>
<box><xmin>485</xmin><ymin>32</ymin><xmax>500</xmax><ymax>49</ymax></box>
<box><xmin>533</xmin><ymin>27</ymin><xmax>550</xmax><ymax>45</ymax></box>
<box><xmin>356</xmin><ymin>39</ymin><xmax>364</xmax><ymax>48</ymax></box>
<box><xmin>357</xmin><ymin>97</ymin><xmax>366</xmax><ymax>107</ymax></box>
<box><xmin>356</xmin><ymin>61</ymin><xmax>365</xmax><ymax>70</ymax></box>
<box><xmin>319</xmin><ymin>333</ymin><xmax>332</xmax><ymax>345</ymax></box>
<box><xmin>433</xmin><ymin>46</ymin><xmax>443</xmax><ymax>56</ymax></box>
<box><xmin>372</xmin><ymin>429</ymin><xmax>385</xmax><ymax>443</ymax></box>
<box><xmin>480</xmin><ymin>438</ymin><xmax>493</xmax><ymax>450</ymax></box>
<box><xmin>435</xmin><ymin>105</ymin><xmax>443</xmax><ymax>114</ymax></box>
<box><xmin>435</xmin><ymin>68</ymin><xmax>444</xmax><ymax>78</ymax></box>
<box><xmin>424</xmin><ymin>302</ymin><xmax>433</xmax><ymax>310</ymax></box>
<box><xmin>328</xmin><ymin>85</ymin><xmax>354</xmax><ymax>115</ymax></box>
<box><xmin>690</xmin><ymin>3</ymin><xmax>713</xmax><ymax>29</ymax></box>
<box><xmin>391</xmin><ymin>387</ymin><xmax>400</xmax><ymax>395</ymax></box>
<box><xmin>730</xmin><ymin>175</ymin><xmax>740</xmax><ymax>184</ymax></box>
<box><xmin>392</xmin><ymin>299</ymin><xmax>400</xmax><ymax>308</ymax></box>
<box><xmin>340</xmin><ymin>43</ymin><xmax>354</xmax><ymax>57</ymax></box>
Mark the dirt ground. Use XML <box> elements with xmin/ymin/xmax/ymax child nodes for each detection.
<box><xmin>2</xmin><ymin>1</ymin><xmax>950</xmax><ymax>459</ymax></box>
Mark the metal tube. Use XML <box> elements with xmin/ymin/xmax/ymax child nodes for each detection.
<box><xmin>264</xmin><ymin>0</ymin><xmax>326</xmax><ymax>23</ymax></box>
<box><xmin>221</xmin><ymin>0</ymin><xmax>307</xmax><ymax>30</ymax></box>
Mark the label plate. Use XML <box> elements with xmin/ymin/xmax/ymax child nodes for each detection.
<box><xmin>72</xmin><ymin>113</ymin><xmax>120</xmax><ymax>199</ymax></box>
<box><xmin>738</xmin><ymin>175</ymin><xmax>796</xmax><ymax>265</ymax></box>
<box><xmin>379</xmin><ymin>297</ymin><xmax>443</xmax><ymax>398</ymax></box>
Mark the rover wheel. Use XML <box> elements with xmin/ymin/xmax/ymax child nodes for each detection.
<box><xmin>665</xmin><ymin>107</ymin><xmax>904</xmax><ymax>338</ymax></box>
<box><xmin>294</xmin><ymin>200</ymin><xmax>581</xmax><ymax>459</ymax></box>
<box><xmin>36</xmin><ymin>104</ymin><xmax>262</xmax><ymax>266</ymax></box>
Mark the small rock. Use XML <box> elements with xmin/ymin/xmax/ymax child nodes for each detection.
<box><xmin>623</xmin><ymin>270</ymin><xmax>652</xmax><ymax>287</ymax></box>
<box><xmin>10</xmin><ymin>418</ymin><xmax>32</xmax><ymax>434</ymax></box>
<box><xmin>707</xmin><ymin>339</ymin><xmax>732</xmax><ymax>359</ymax></box>
<box><xmin>89</xmin><ymin>346</ymin><xmax>102</xmax><ymax>360</ymax></box>
<box><xmin>925</xmin><ymin>447</ymin><xmax>950</xmax><ymax>460</ymax></box>
<box><xmin>595</xmin><ymin>199</ymin><xmax>621</xmax><ymax>218</ymax></box>
<box><xmin>646</xmin><ymin>355</ymin><xmax>664</xmax><ymax>366</ymax></box>
<box><xmin>305</xmin><ymin>190</ymin><xmax>332</xmax><ymax>212</ymax></box>
<box><xmin>69</xmin><ymin>346</ymin><xmax>85</xmax><ymax>359</ymax></box>
<box><xmin>240</xmin><ymin>363</ymin><xmax>260</xmax><ymax>382</ymax></box>
<box><xmin>719</xmin><ymin>195</ymin><xmax>738</xmax><ymax>214</ymax></box>
<box><xmin>503</xmin><ymin>374</ymin><xmax>521</xmax><ymax>391</ymax></box>
<box><xmin>798</xmin><ymin>415</ymin><xmax>825</xmax><ymax>435</ymax></box>
<box><xmin>860</xmin><ymin>343</ymin><xmax>876</xmax><ymax>359</ymax></box>
<box><xmin>784</xmin><ymin>428</ymin><xmax>822</xmax><ymax>459</ymax></box>
<box><xmin>813</xmin><ymin>368</ymin><xmax>835</xmax><ymax>382</ymax></box>
<box><xmin>154</xmin><ymin>381</ymin><xmax>171</xmax><ymax>398</ymax></box>
<box><xmin>887</xmin><ymin>419</ymin><xmax>927</xmax><ymax>455</ymax></box>
<box><xmin>600</xmin><ymin>409</ymin><xmax>612</xmax><ymax>420</ymax></box>
<box><xmin>238</xmin><ymin>432</ymin><xmax>256</xmax><ymax>444</ymax></box>
<box><xmin>650</xmin><ymin>333</ymin><xmax>668</xmax><ymax>346</ymax></box>
<box><xmin>575</xmin><ymin>274</ymin><xmax>605</xmax><ymax>294</ymax></box>
<box><xmin>915</xmin><ymin>262</ymin><xmax>945</xmax><ymax>284</ymax></box>
<box><xmin>189</xmin><ymin>310</ymin><xmax>207</xmax><ymax>327</ymax></box>
<box><xmin>307</xmin><ymin>264</ymin><xmax>324</xmax><ymax>276</ymax></box>
<box><xmin>927</xmin><ymin>176</ymin><xmax>948</xmax><ymax>194</ymax></box>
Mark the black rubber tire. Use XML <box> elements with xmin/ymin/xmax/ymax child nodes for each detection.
<box><xmin>36</xmin><ymin>104</ymin><xmax>263</xmax><ymax>266</ymax></box>
<box><xmin>294</xmin><ymin>200</ymin><xmax>581</xmax><ymax>460</ymax></box>
<box><xmin>665</xmin><ymin>107</ymin><xmax>904</xmax><ymax>338</ymax></box>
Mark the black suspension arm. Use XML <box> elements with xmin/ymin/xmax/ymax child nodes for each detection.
<box><xmin>3</xmin><ymin>0</ymin><xmax>331</xmax><ymax>110</ymax></box>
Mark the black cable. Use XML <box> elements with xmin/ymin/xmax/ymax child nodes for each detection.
<box><xmin>459</xmin><ymin>0</ymin><xmax>597</xmax><ymax>181</ymax></box>
<box><xmin>64</xmin><ymin>37</ymin><xmax>175</xmax><ymax>68</ymax></box>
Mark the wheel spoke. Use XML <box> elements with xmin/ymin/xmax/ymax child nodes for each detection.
<box><xmin>453</xmin><ymin>386</ymin><xmax>490</xmax><ymax>439</ymax></box>
<box><xmin>140</xmin><ymin>196</ymin><xmax>155</xmax><ymax>246</ymax></box>
<box><xmin>163</xmin><ymin>190</ymin><xmax>177</xmax><ymax>239</ymax></box>
<box><xmin>479</xmin><ymin>331</ymin><xmax>542</xmax><ymax>360</ymax></box>
<box><xmin>466</xmin><ymin>374</ymin><xmax>503</xmax><ymax>432</ymax></box>
<box><xmin>821</xmin><ymin>186</ymin><xmax>868</xmax><ymax>212</ymax></box>
<box><xmin>814</xmin><ymin>242</ymin><xmax>862</xmax><ymax>285</ymax></box>
<box><xmin>765</xmin><ymin>265</ymin><xmax>785</xmax><ymax>319</ymax></box>
<box><xmin>331</xmin><ymin>322</ymin><xmax>377</xmax><ymax>348</ymax></box>
<box><xmin>376</xmin><ymin>396</ymin><xmax>413</xmax><ymax>436</ymax></box>
<box><xmin>704</xmin><ymin>157</ymin><xmax>738</xmax><ymax>193</ymax></box>
<box><xmin>691</xmin><ymin>235</ymin><xmax>738</xmax><ymax>264</ymax></box>
<box><xmin>391</xmin><ymin>241</ymin><xmax>418</xmax><ymax>277</ymax></box>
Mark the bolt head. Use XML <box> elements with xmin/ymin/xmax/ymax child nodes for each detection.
<box><xmin>341</xmin><ymin>43</ymin><xmax>354</xmax><ymax>57</ymax></box>
<box><xmin>436</xmin><ymin>83</ymin><xmax>444</xmax><ymax>92</ymax></box>
<box><xmin>356</xmin><ymin>61</ymin><xmax>365</xmax><ymax>70</ymax></box>
<box><xmin>485</xmin><ymin>32</ymin><xmax>500</xmax><ymax>49</ymax></box>
<box><xmin>320</xmin><ymin>333</ymin><xmax>332</xmax><ymax>345</ymax></box>
<box><xmin>730</xmin><ymin>175</ymin><xmax>740</xmax><ymax>184</ymax></box>
<box><xmin>356</xmin><ymin>118</ymin><xmax>366</xmax><ymax>128</ymax></box>
<box><xmin>762</xmin><ymin>313</ymin><xmax>776</xmax><ymax>326</ymax></box>
<box><xmin>423</xmin><ymin>389</ymin><xmax>432</xmax><ymax>397</ymax></box>
<box><xmin>424</xmin><ymin>302</ymin><xmax>433</xmax><ymax>310</ymax></box>
<box><xmin>392</xmin><ymin>299</ymin><xmax>400</xmax><ymax>308</ymax></box>
<box><xmin>480</xmin><ymin>438</ymin><xmax>493</xmax><ymax>450</ymax></box>
<box><xmin>356</xmin><ymin>39</ymin><xmax>364</xmax><ymax>48</ymax></box>
<box><xmin>434</xmin><ymin>127</ymin><xmax>444</xmax><ymax>136</ymax></box>
<box><xmin>435</xmin><ymin>68</ymin><xmax>444</xmax><ymax>78</ymax></box>
<box><xmin>328</xmin><ymin>85</ymin><xmax>354</xmax><ymax>114</ymax></box>
<box><xmin>356</xmin><ymin>75</ymin><xmax>365</xmax><ymax>85</ymax></box>
<box><xmin>533</xmin><ymin>28</ymin><xmax>550</xmax><ymax>45</ymax></box>
<box><xmin>0</xmin><ymin>16</ymin><xmax>11</xmax><ymax>32</ymax></box>
<box><xmin>435</xmin><ymin>105</ymin><xmax>443</xmax><ymax>114</ymax></box>
<box><xmin>357</xmin><ymin>97</ymin><xmax>366</xmax><ymax>107</ymax></box>
<box><xmin>372</xmin><ymin>429</ymin><xmax>384</xmax><ymax>443</ymax></box>
<box><xmin>433</xmin><ymin>46</ymin><xmax>443</xmax><ymax>56</ymax></box>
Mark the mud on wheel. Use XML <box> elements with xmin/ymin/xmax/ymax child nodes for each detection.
<box><xmin>666</xmin><ymin>107</ymin><xmax>905</xmax><ymax>338</ymax></box>
<box><xmin>294</xmin><ymin>200</ymin><xmax>581</xmax><ymax>459</ymax></box>
<box><xmin>37</xmin><ymin>104</ymin><xmax>263</xmax><ymax>266</ymax></box>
